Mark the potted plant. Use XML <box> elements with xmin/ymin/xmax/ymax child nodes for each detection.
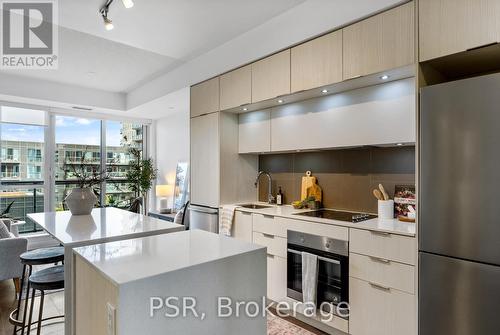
<box><xmin>126</xmin><ymin>148</ymin><xmax>158</xmax><ymax>215</ymax></box>
<box><xmin>64</xmin><ymin>151</ymin><xmax>110</xmax><ymax>215</ymax></box>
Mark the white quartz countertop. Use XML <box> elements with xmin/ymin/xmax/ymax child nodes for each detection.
<box><xmin>225</xmin><ymin>203</ymin><xmax>416</xmax><ymax>237</ymax></box>
<box><xmin>73</xmin><ymin>229</ymin><xmax>265</xmax><ymax>285</ymax></box>
<box><xmin>28</xmin><ymin>207</ymin><xmax>185</xmax><ymax>246</ymax></box>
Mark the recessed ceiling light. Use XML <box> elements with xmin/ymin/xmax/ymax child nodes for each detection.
<box><xmin>321</xmin><ymin>89</ymin><xmax>328</xmax><ymax>94</ymax></box>
<box><xmin>380</xmin><ymin>75</ymin><xmax>390</xmax><ymax>80</ymax></box>
<box><xmin>397</xmin><ymin>143</ymin><xmax>403</xmax><ymax>146</ymax></box>
<box><xmin>72</xmin><ymin>106</ymin><xmax>93</xmax><ymax>111</ymax></box>
<box><xmin>277</xmin><ymin>99</ymin><xmax>284</xmax><ymax>104</ymax></box>
<box><xmin>242</xmin><ymin>107</ymin><xmax>248</xmax><ymax>111</ymax></box>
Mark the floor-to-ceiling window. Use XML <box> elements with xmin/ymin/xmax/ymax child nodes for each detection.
<box><xmin>0</xmin><ymin>103</ymin><xmax>149</xmax><ymax>234</ymax></box>
<box><xmin>0</xmin><ymin>105</ymin><xmax>47</xmax><ymax>233</ymax></box>
<box><xmin>54</xmin><ymin>115</ymin><xmax>102</xmax><ymax>210</ymax></box>
<box><xmin>105</xmin><ymin>121</ymin><xmax>144</xmax><ymax>208</ymax></box>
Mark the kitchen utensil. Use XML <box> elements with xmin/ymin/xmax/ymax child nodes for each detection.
<box><xmin>378</xmin><ymin>200</ymin><xmax>394</xmax><ymax>219</ymax></box>
<box><xmin>301</xmin><ymin>171</ymin><xmax>317</xmax><ymax>200</ymax></box>
<box><xmin>378</xmin><ymin>184</ymin><xmax>390</xmax><ymax>200</ymax></box>
<box><xmin>398</xmin><ymin>215</ymin><xmax>415</xmax><ymax>223</ymax></box>
<box><xmin>373</xmin><ymin>189</ymin><xmax>384</xmax><ymax>200</ymax></box>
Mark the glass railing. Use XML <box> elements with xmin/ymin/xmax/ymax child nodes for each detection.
<box><xmin>1</xmin><ymin>172</ymin><xmax>20</xmax><ymax>178</ymax></box>
<box><xmin>0</xmin><ymin>188</ymin><xmax>44</xmax><ymax>233</ymax></box>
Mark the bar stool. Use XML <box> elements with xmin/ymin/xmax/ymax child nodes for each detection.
<box><xmin>26</xmin><ymin>265</ymin><xmax>65</xmax><ymax>335</ymax></box>
<box><xmin>9</xmin><ymin>247</ymin><xmax>64</xmax><ymax>335</ymax></box>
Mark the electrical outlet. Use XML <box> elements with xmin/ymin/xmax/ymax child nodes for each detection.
<box><xmin>106</xmin><ymin>302</ymin><xmax>116</xmax><ymax>335</ymax></box>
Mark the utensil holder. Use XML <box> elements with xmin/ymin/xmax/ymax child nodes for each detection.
<box><xmin>378</xmin><ymin>200</ymin><xmax>394</xmax><ymax>219</ymax></box>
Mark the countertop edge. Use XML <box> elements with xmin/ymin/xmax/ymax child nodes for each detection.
<box><xmin>225</xmin><ymin>204</ymin><xmax>416</xmax><ymax>237</ymax></box>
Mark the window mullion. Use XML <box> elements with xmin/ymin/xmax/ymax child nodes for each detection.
<box><xmin>101</xmin><ymin>120</ymin><xmax>106</xmax><ymax>208</ymax></box>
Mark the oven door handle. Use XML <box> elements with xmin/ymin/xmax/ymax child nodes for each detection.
<box><xmin>287</xmin><ymin>249</ymin><xmax>341</xmax><ymax>265</ymax></box>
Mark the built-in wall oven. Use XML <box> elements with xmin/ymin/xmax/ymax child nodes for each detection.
<box><xmin>287</xmin><ymin>230</ymin><xmax>349</xmax><ymax>317</ymax></box>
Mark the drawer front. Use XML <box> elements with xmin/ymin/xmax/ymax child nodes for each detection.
<box><xmin>253</xmin><ymin>214</ymin><xmax>285</xmax><ymax>237</ymax></box>
<box><xmin>253</xmin><ymin>232</ymin><xmax>287</xmax><ymax>258</ymax></box>
<box><xmin>349</xmin><ymin>253</ymin><xmax>415</xmax><ymax>294</ymax></box>
<box><xmin>276</xmin><ymin>217</ymin><xmax>349</xmax><ymax>241</ymax></box>
<box><xmin>349</xmin><ymin>277</ymin><xmax>416</xmax><ymax>335</ymax></box>
<box><xmin>350</xmin><ymin>229</ymin><xmax>416</xmax><ymax>265</ymax></box>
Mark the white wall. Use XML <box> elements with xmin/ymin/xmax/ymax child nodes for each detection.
<box><xmin>154</xmin><ymin>110</ymin><xmax>190</xmax><ymax>209</ymax></box>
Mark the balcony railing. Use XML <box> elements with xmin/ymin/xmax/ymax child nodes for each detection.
<box><xmin>1</xmin><ymin>155</ymin><xmax>20</xmax><ymax>162</ymax></box>
<box><xmin>1</xmin><ymin>172</ymin><xmax>20</xmax><ymax>178</ymax></box>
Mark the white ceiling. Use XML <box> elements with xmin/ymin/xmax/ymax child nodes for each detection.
<box><xmin>0</xmin><ymin>0</ymin><xmax>305</xmax><ymax>93</ymax></box>
<box><xmin>59</xmin><ymin>0</ymin><xmax>306</xmax><ymax>61</ymax></box>
<box><xmin>0</xmin><ymin>0</ymin><xmax>407</xmax><ymax>118</ymax></box>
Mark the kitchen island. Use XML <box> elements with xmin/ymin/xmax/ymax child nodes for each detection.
<box><xmin>28</xmin><ymin>208</ymin><xmax>185</xmax><ymax>335</ymax></box>
<box><xmin>73</xmin><ymin>229</ymin><xmax>267</xmax><ymax>335</ymax></box>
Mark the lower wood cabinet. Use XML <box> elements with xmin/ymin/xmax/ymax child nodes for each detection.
<box><xmin>233</xmin><ymin>211</ymin><xmax>253</xmax><ymax>243</ymax></box>
<box><xmin>349</xmin><ymin>277</ymin><xmax>416</xmax><ymax>335</ymax></box>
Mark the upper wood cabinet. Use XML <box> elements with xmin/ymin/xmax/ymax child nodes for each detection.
<box><xmin>190</xmin><ymin>112</ymin><xmax>220</xmax><ymax>207</ymax></box>
<box><xmin>190</xmin><ymin>77</ymin><xmax>219</xmax><ymax>118</ymax></box>
<box><xmin>238</xmin><ymin>110</ymin><xmax>271</xmax><ymax>153</ymax></box>
<box><xmin>220</xmin><ymin>65</ymin><xmax>251</xmax><ymax>110</ymax></box>
<box><xmin>270</xmin><ymin>78</ymin><xmax>415</xmax><ymax>152</ymax></box>
<box><xmin>343</xmin><ymin>2</ymin><xmax>415</xmax><ymax>80</ymax></box>
<box><xmin>291</xmin><ymin>30</ymin><xmax>343</xmax><ymax>92</ymax></box>
<box><xmin>251</xmin><ymin>50</ymin><xmax>291</xmax><ymax>102</ymax></box>
<box><xmin>419</xmin><ymin>0</ymin><xmax>500</xmax><ymax>62</ymax></box>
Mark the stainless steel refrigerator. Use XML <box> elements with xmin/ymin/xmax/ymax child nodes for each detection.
<box><xmin>420</xmin><ymin>73</ymin><xmax>500</xmax><ymax>335</ymax></box>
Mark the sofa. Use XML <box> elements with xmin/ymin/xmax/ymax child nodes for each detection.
<box><xmin>0</xmin><ymin>219</ymin><xmax>28</xmax><ymax>290</ymax></box>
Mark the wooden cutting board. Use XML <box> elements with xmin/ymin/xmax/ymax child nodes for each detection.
<box><xmin>301</xmin><ymin>171</ymin><xmax>316</xmax><ymax>200</ymax></box>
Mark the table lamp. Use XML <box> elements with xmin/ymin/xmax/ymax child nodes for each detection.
<box><xmin>156</xmin><ymin>184</ymin><xmax>174</xmax><ymax>213</ymax></box>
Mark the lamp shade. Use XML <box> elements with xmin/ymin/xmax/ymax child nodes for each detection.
<box><xmin>156</xmin><ymin>184</ymin><xmax>174</xmax><ymax>197</ymax></box>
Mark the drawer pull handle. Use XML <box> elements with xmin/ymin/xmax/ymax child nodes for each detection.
<box><xmin>369</xmin><ymin>282</ymin><xmax>391</xmax><ymax>292</ymax></box>
<box><xmin>267</xmin><ymin>254</ymin><xmax>275</xmax><ymax>258</ymax></box>
<box><xmin>370</xmin><ymin>256</ymin><xmax>391</xmax><ymax>264</ymax></box>
<box><xmin>263</xmin><ymin>214</ymin><xmax>274</xmax><ymax>219</ymax></box>
<box><xmin>263</xmin><ymin>233</ymin><xmax>275</xmax><ymax>239</ymax></box>
<box><xmin>241</xmin><ymin>212</ymin><xmax>252</xmax><ymax>215</ymax></box>
<box><xmin>370</xmin><ymin>231</ymin><xmax>391</xmax><ymax>237</ymax></box>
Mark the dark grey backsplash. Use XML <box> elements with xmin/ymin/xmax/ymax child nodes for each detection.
<box><xmin>258</xmin><ymin>146</ymin><xmax>415</xmax><ymax>213</ymax></box>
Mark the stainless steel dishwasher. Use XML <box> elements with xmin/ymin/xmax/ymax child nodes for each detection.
<box><xmin>189</xmin><ymin>204</ymin><xmax>219</xmax><ymax>233</ymax></box>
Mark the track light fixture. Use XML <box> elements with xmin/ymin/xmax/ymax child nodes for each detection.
<box><xmin>99</xmin><ymin>0</ymin><xmax>134</xmax><ymax>30</ymax></box>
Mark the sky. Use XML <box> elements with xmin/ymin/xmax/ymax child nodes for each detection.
<box><xmin>1</xmin><ymin>116</ymin><xmax>124</xmax><ymax>146</ymax></box>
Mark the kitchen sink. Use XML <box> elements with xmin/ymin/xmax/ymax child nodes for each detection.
<box><xmin>238</xmin><ymin>204</ymin><xmax>272</xmax><ymax>209</ymax></box>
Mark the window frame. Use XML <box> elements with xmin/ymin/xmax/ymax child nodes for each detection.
<box><xmin>1</xmin><ymin>103</ymin><xmax>151</xmax><ymax>233</ymax></box>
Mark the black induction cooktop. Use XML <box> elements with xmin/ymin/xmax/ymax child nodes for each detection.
<box><xmin>293</xmin><ymin>209</ymin><xmax>377</xmax><ymax>223</ymax></box>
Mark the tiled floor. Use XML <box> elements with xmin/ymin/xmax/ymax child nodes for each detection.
<box><xmin>1</xmin><ymin>280</ymin><xmax>325</xmax><ymax>335</ymax></box>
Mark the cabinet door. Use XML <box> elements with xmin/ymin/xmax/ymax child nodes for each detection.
<box><xmin>220</xmin><ymin>65</ymin><xmax>252</xmax><ymax>110</ymax></box>
<box><xmin>291</xmin><ymin>30</ymin><xmax>343</xmax><ymax>92</ymax></box>
<box><xmin>190</xmin><ymin>113</ymin><xmax>220</xmax><ymax>207</ymax></box>
<box><xmin>419</xmin><ymin>0</ymin><xmax>500</xmax><ymax>61</ymax></box>
<box><xmin>349</xmin><ymin>277</ymin><xmax>416</xmax><ymax>335</ymax></box>
<box><xmin>267</xmin><ymin>255</ymin><xmax>287</xmax><ymax>302</ymax></box>
<box><xmin>343</xmin><ymin>2</ymin><xmax>415</xmax><ymax>79</ymax></box>
<box><xmin>271</xmin><ymin>78</ymin><xmax>415</xmax><ymax>152</ymax></box>
<box><xmin>252</xmin><ymin>50</ymin><xmax>291</xmax><ymax>102</ymax></box>
<box><xmin>238</xmin><ymin>110</ymin><xmax>271</xmax><ymax>153</ymax></box>
<box><xmin>190</xmin><ymin>77</ymin><xmax>220</xmax><ymax>117</ymax></box>
<box><xmin>233</xmin><ymin>211</ymin><xmax>253</xmax><ymax>243</ymax></box>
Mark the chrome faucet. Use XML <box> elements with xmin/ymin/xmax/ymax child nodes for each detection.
<box><xmin>255</xmin><ymin>171</ymin><xmax>275</xmax><ymax>204</ymax></box>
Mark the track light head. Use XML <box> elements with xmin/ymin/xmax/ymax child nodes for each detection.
<box><xmin>121</xmin><ymin>0</ymin><xmax>134</xmax><ymax>8</ymax></box>
<box><xmin>99</xmin><ymin>0</ymin><xmax>133</xmax><ymax>31</ymax></box>
<box><xmin>103</xmin><ymin>16</ymin><xmax>114</xmax><ymax>30</ymax></box>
